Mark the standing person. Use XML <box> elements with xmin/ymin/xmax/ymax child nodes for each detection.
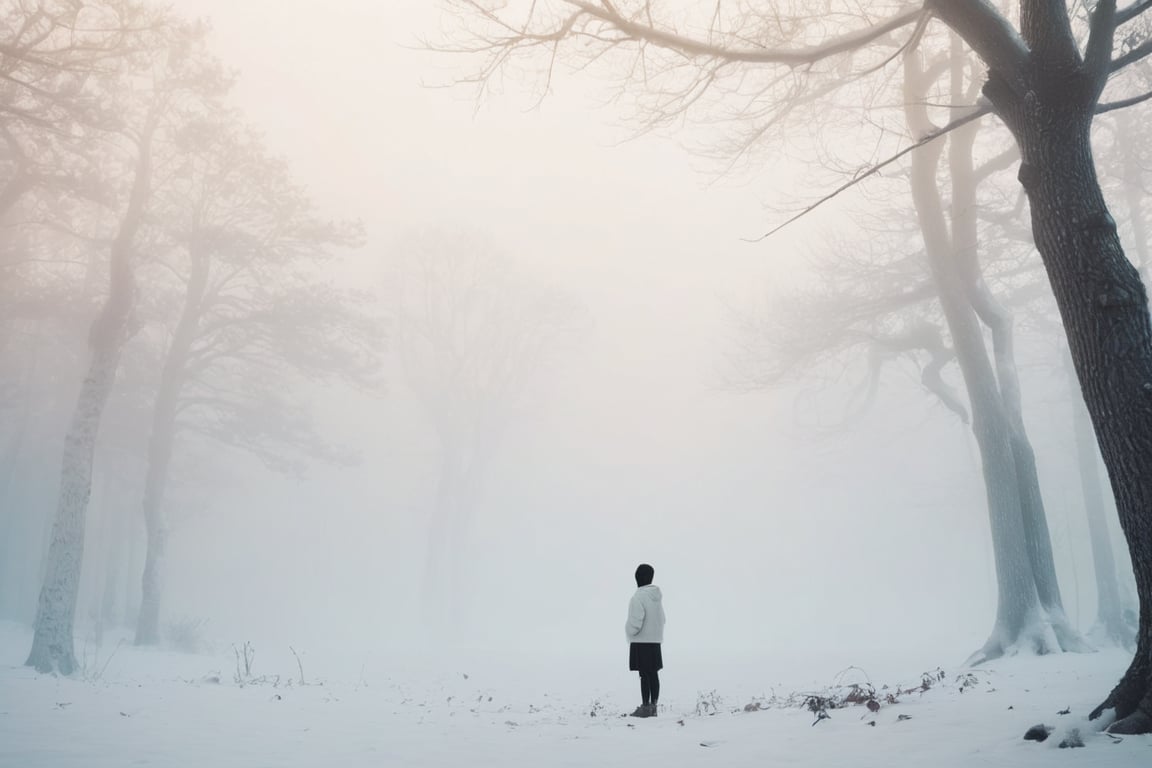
<box><xmin>625</xmin><ymin>563</ymin><xmax>666</xmax><ymax>718</ymax></box>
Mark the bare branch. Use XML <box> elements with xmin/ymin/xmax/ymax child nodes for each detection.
<box><xmin>562</xmin><ymin>1</ymin><xmax>926</xmax><ymax>66</ymax></box>
<box><xmin>919</xmin><ymin>342</ymin><xmax>969</xmax><ymax>423</ymax></box>
<box><xmin>973</xmin><ymin>145</ymin><xmax>1020</xmax><ymax>183</ymax></box>
<box><xmin>1117</xmin><ymin>0</ymin><xmax>1152</xmax><ymax>25</ymax></box>
<box><xmin>1085</xmin><ymin>0</ymin><xmax>1118</xmax><ymax>96</ymax></box>
<box><xmin>1111</xmin><ymin>36</ymin><xmax>1152</xmax><ymax>71</ymax></box>
<box><xmin>750</xmin><ymin>102</ymin><xmax>991</xmax><ymax>242</ymax></box>
<box><xmin>1097</xmin><ymin>86</ymin><xmax>1152</xmax><ymax>112</ymax></box>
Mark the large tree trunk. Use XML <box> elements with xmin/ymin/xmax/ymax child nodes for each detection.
<box><xmin>25</xmin><ymin>118</ymin><xmax>156</xmax><ymax>675</ymax></box>
<box><xmin>25</xmin><ymin>351</ymin><xmax>123</xmax><ymax>674</ymax></box>
<box><xmin>981</xmin><ymin>65</ymin><xmax>1152</xmax><ymax>732</ymax></box>
<box><xmin>0</xmin><ymin>359</ymin><xmax>34</xmax><ymax>618</ymax></box>
<box><xmin>100</xmin><ymin>497</ymin><xmax>125</xmax><ymax>631</ymax></box>
<box><xmin>905</xmin><ymin>54</ymin><xmax>1062</xmax><ymax>663</ymax></box>
<box><xmin>947</xmin><ymin>86</ymin><xmax>1086</xmax><ymax>654</ymax></box>
<box><xmin>134</xmin><ymin>527</ymin><xmax>166</xmax><ymax>645</ymax></box>
<box><xmin>134</xmin><ymin>244</ymin><xmax>209</xmax><ymax>646</ymax></box>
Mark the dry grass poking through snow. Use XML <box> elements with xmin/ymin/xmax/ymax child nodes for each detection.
<box><xmin>0</xmin><ymin>622</ymin><xmax>1148</xmax><ymax>767</ymax></box>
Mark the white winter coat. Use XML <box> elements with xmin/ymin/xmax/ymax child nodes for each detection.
<box><xmin>625</xmin><ymin>585</ymin><xmax>666</xmax><ymax>643</ymax></box>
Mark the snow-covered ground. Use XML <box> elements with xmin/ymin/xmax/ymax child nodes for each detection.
<box><xmin>0</xmin><ymin>622</ymin><xmax>1147</xmax><ymax>767</ymax></box>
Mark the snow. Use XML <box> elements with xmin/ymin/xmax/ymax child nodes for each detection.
<box><xmin>0</xmin><ymin>622</ymin><xmax>1147</xmax><ymax>767</ymax></box>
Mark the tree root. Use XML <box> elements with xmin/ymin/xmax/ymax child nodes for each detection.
<box><xmin>1108</xmin><ymin>705</ymin><xmax>1152</xmax><ymax>735</ymax></box>
<box><xmin>1090</xmin><ymin>662</ymin><xmax>1151</xmax><ymax>731</ymax></box>
<box><xmin>25</xmin><ymin>640</ymin><xmax>75</xmax><ymax>676</ymax></box>
<box><xmin>967</xmin><ymin>619</ymin><xmax>1066</xmax><ymax>667</ymax></box>
<box><xmin>1048</xmin><ymin>611</ymin><xmax>1094</xmax><ymax>654</ymax></box>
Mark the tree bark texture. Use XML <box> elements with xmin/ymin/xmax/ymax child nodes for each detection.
<box><xmin>25</xmin><ymin>119</ymin><xmax>155</xmax><ymax>674</ymax></box>
<box><xmin>980</xmin><ymin>56</ymin><xmax>1152</xmax><ymax>732</ymax></box>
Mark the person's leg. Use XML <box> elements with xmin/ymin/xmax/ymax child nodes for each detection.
<box><xmin>630</xmin><ymin>671</ymin><xmax>652</xmax><ymax>717</ymax></box>
<box><xmin>649</xmin><ymin>670</ymin><xmax>660</xmax><ymax>706</ymax></box>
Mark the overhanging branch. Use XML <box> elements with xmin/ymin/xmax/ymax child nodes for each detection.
<box><xmin>1098</xmin><ymin>87</ymin><xmax>1152</xmax><ymax>113</ymax></box>
<box><xmin>1111</xmin><ymin>37</ymin><xmax>1152</xmax><ymax>71</ymax></box>
<box><xmin>749</xmin><ymin>102</ymin><xmax>991</xmax><ymax>242</ymax></box>
<box><xmin>1117</xmin><ymin>0</ymin><xmax>1152</xmax><ymax>25</ymax></box>
<box><xmin>1086</xmin><ymin>0</ymin><xmax>1119</xmax><ymax>96</ymax></box>
<box><xmin>564</xmin><ymin>0</ymin><xmax>926</xmax><ymax>66</ymax></box>
<box><xmin>752</xmin><ymin>71</ymin><xmax>1152</xmax><ymax>241</ymax></box>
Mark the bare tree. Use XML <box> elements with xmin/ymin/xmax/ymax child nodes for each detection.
<box><xmin>0</xmin><ymin>0</ymin><xmax>153</xmax><ymax>218</ymax></box>
<box><xmin>389</xmin><ymin>227</ymin><xmax>583</xmax><ymax>629</ymax></box>
<box><xmin>2</xmin><ymin>1</ymin><xmax>379</xmax><ymax>657</ymax></box>
<box><xmin>902</xmin><ymin>41</ymin><xmax>1089</xmax><ymax>662</ymax></box>
<box><xmin>131</xmin><ymin>114</ymin><xmax>377</xmax><ymax>645</ymax></box>
<box><xmin>444</xmin><ymin>0</ymin><xmax>1152</xmax><ymax>732</ymax></box>
<box><xmin>23</xmin><ymin>11</ymin><xmax>216</xmax><ymax>675</ymax></box>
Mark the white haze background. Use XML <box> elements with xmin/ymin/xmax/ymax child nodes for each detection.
<box><xmin>53</xmin><ymin>0</ymin><xmax>1121</xmax><ymax>682</ymax></box>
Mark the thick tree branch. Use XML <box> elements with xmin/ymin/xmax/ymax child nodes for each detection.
<box><xmin>1098</xmin><ymin>87</ymin><xmax>1152</xmax><ymax>113</ymax></box>
<box><xmin>1020</xmin><ymin>0</ymin><xmax>1078</xmax><ymax>61</ymax></box>
<box><xmin>563</xmin><ymin>0</ymin><xmax>926</xmax><ymax>66</ymax></box>
<box><xmin>861</xmin><ymin>324</ymin><xmax>969</xmax><ymax>423</ymax></box>
<box><xmin>927</xmin><ymin>0</ymin><xmax>1029</xmax><ymax>94</ymax></box>
<box><xmin>1117</xmin><ymin>0</ymin><xmax>1152</xmax><ymax>25</ymax></box>
<box><xmin>754</xmin><ymin>63</ymin><xmax>1152</xmax><ymax>241</ymax></box>
<box><xmin>1111</xmin><ymin>36</ymin><xmax>1152</xmax><ymax>71</ymax></box>
<box><xmin>1086</xmin><ymin>0</ymin><xmax>1119</xmax><ymax>97</ymax></box>
<box><xmin>921</xmin><ymin>346</ymin><xmax>970</xmax><ymax>424</ymax></box>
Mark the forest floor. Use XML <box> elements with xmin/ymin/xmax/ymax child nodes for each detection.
<box><xmin>0</xmin><ymin>621</ymin><xmax>1148</xmax><ymax>767</ymax></box>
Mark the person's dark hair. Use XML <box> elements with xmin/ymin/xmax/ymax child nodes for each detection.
<box><xmin>635</xmin><ymin>563</ymin><xmax>654</xmax><ymax>587</ymax></box>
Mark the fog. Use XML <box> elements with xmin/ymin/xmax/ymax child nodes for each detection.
<box><xmin>1</xmin><ymin>0</ymin><xmax>1138</xmax><ymax>699</ymax></box>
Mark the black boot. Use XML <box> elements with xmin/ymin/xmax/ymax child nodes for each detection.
<box><xmin>629</xmin><ymin>704</ymin><xmax>652</xmax><ymax>718</ymax></box>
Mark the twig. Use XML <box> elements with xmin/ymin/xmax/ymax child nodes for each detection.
<box><xmin>290</xmin><ymin>646</ymin><xmax>306</xmax><ymax>686</ymax></box>
<box><xmin>1097</xmin><ymin>87</ymin><xmax>1152</xmax><ymax>114</ymax></box>
<box><xmin>97</xmin><ymin>639</ymin><xmax>126</xmax><ymax>681</ymax></box>
<box><xmin>748</xmin><ymin>102</ymin><xmax>991</xmax><ymax>242</ymax></box>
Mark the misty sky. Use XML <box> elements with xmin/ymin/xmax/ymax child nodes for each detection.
<box><xmin>119</xmin><ymin>0</ymin><xmax>1124</xmax><ymax>673</ymax></box>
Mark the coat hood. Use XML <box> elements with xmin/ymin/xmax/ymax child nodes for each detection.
<box><xmin>635</xmin><ymin>585</ymin><xmax>663</xmax><ymax>603</ymax></box>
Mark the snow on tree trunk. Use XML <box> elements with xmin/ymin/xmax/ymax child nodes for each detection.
<box><xmin>25</xmin><ymin>349</ymin><xmax>124</xmax><ymax>674</ymax></box>
<box><xmin>904</xmin><ymin>54</ymin><xmax>1060</xmax><ymax>663</ymax></box>
<box><xmin>25</xmin><ymin>115</ymin><xmax>156</xmax><ymax>675</ymax></box>
<box><xmin>948</xmin><ymin>98</ymin><xmax>1087</xmax><ymax>655</ymax></box>
<box><xmin>980</xmin><ymin>65</ymin><xmax>1152</xmax><ymax>734</ymax></box>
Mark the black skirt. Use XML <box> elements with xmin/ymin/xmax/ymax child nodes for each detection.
<box><xmin>629</xmin><ymin>642</ymin><xmax>663</xmax><ymax>672</ymax></box>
